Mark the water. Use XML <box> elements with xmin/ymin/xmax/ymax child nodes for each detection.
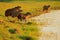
<box><xmin>31</xmin><ymin>10</ymin><xmax>60</xmax><ymax>40</ymax></box>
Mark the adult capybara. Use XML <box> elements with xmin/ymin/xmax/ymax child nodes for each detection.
<box><xmin>5</xmin><ymin>6</ymin><xmax>22</xmax><ymax>22</ymax></box>
<box><xmin>5</xmin><ymin>6</ymin><xmax>22</xmax><ymax>17</ymax></box>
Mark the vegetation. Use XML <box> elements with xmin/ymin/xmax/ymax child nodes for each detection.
<box><xmin>0</xmin><ymin>1</ymin><xmax>60</xmax><ymax>40</ymax></box>
<box><xmin>0</xmin><ymin>15</ymin><xmax>40</xmax><ymax>40</ymax></box>
<box><xmin>0</xmin><ymin>0</ymin><xmax>60</xmax><ymax>2</ymax></box>
<box><xmin>0</xmin><ymin>1</ymin><xmax>60</xmax><ymax>16</ymax></box>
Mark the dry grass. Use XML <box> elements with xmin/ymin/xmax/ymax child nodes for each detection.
<box><xmin>0</xmin><ymin>1</ymin><xmax>60</xmax><ymax>40</ymax></box>
<box><xmin>0</xmin><ymin>1</ymin><xmax>60</xmax><ymax>15</ymax></box>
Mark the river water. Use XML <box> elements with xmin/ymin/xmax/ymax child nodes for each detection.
<box><xmin>30</xmin><ymin>10</ymin><xmax>60</xmax><ymax>40</ymax></box>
